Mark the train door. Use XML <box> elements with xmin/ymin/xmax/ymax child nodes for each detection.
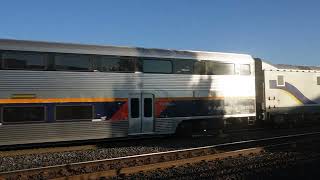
<box><xmin>141</xmin><ymin>94</ymin><xmax>154</xmax><ymax>132</ymax></box>
<box><xmin>128</xmin><ymin>94</ymin><xmax>141</xmax><ymax>134</ymax></box>
<box><xmin>128</xmin><ymin>93</ymin><xmax>154</xmax><ymax>134</ymax></box>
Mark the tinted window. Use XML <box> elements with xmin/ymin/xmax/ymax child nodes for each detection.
<box><xmin>205</xmin><ymin>61</ymin><xmax>216</xmax><ymax>75</ymax></box>
<box><xmin>131</xmin><ymin>98</ymin><xmax>140</xmax><ymax>118</ymax></box>
<box><xmin>215</xmin><ymin>63</ymin><xmax>235</xmax><ymax>75</ymax></box>
<box><xmin>2</xmin><ymin>51</ymin><xmax>47</xmax><ymax>70</ymax></box>
<box><xmin>55</xmin><ymin>54</ymin><xmax>91</xmax><ymax>71</ymax></box>
<box><xmin>96</xmin><ymin>56</ymin><xmax>136</xmax><ymax>72</ymax></box>
<box><xmin>173</xmin><ymin>59</ymin><xmax>194</xmax><ymax>74</ymax></box>
<box><xmin>143</xmin><ymin>59</ymin><xmax>172</xmax><ymax>73</ymax></box>
<box><xmin>3</xmin><ymin>106</ymin><xmax>45</xmax><ymax>123</ymax></box>
<box><xmin>0</xmin><ymin>52</ymin><xmax>2</xmax><ymax>69</ymax></box>
<box><xmin>318</xmin><ymin>77</ymin><xmax>320</xmax><ymax>85</ymax></box>
<box><xmin>144</xmin><ymin>98</ymin><xmax>153</xmax><ymax>117</ymax></box>
<box><xmin>240</xmin><ymin>64</ymin><xmax>251</xmax><ymax>75</ymax></box>
<box><xmin>205</xmin><ymin>62</ymin><xmax>235</xmax><ymax>75</ymax></box>
<box><xmin>56</xmin><ymin>105</ymin><xmax>93</xmax><ymax>120</ymax></box>
<box><xmin>194</xmin><ymin>61</ymin><xmax>205</xmax><ymax>75</ymax></box>
<box><xmin>277</xmin><ymin>75</ymin><xmax>285</xmax><ymax>86</ymax></box>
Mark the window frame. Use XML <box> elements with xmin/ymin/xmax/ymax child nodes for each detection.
<box><xmin>143</xmin><ymin>98</ymin><xmax>153</xmax><ymax>118</ymax></box>
<box><xmin>0</xmin><ymin>51</ymin><xmax>2</xmax><ymax>70</ymax></box>
<box><xmin>130</xmin><ymin>98</ymin><xmax>140</xmax><ymax>118</ymax></box>
<box><xmin>55</xmin><ymin>104</ymin><xmax>94</xmax><ymax>121</ymax></box>
<box><xmin>239</xmin><ymin>64</ymin><xmax>251</xmax><ymax>75</ymax></box>
<box><xmin>1</xmin><ymin>50</ymin><xmax>49</xmax><ymax>71</ymax></box>
<box><xmin>210</xmin><ymin>62</ymin><xmax>235</xmax><ymax>75</ymax></box>
<box><xmin>277</xmin><ymin>75</ymin><xmax>285</xmax><ymax>86</ymax></box>
<box><xmin>172</xmin><ymin>59</ymin><xmax>195</xmax><ymax>74</ymax></box>
<box><xmin>201</xmin><ymin>60</ymin><xmax>236</xmax><ymax>75</ymax></box>
<box><xmin>1</xmin><ymin>105</ymin><xmax>46</xmax><ymax>124</ymax></box>
<box><xmin>54</xmin><ymin>53</ymin><xmax>94</xmax><ymax>72</ymax></box>
<box><xmin>142</xmin><ymin>58</ymin><xmax>173</xmax><ymax>74</ymax></box>
<box><xmin>204</xmin><ymin>61</ymin><xmax>216</xmax><ymax>75</ymax></box>
<box><xmin>193</xmin><ymin>61</ymin><xmax>206</xmax><ymax>75</ymax></box>
<box><xmin>94</xmin><ymin>55</ymin><xmax>138</xmax><ymax>73</ymax></box>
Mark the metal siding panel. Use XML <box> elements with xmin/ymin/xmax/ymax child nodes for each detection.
<box><xmin>142</xmin><ymin>74</ymin><xmax>256</xmax><ymax>97</ymax></box>
<box><xmin>0</xmin><ymin>72</ymin><xmax>255</xmax><ymax>100</ymax></box>
<box><xmin>155</xmin><ymin>118</ymin><xmax>178</xmax><ymax>134</ymax></box>
<box><xmin>0</xmin><ymin>121</ymin><xmax>128</xmax><ymax>146</ymax></box>
<box><xmin>0</xmin><ymin>71</ymin><xmax>139</xmax><ymax>91</ymax></box>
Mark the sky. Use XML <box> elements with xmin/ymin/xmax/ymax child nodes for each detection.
<box><xmin>0</xmin><ymin>0</ymin><xmax>319</xmax><ymax>66</ymax></box>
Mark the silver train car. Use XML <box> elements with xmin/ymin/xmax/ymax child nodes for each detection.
<box><xmin>0</xmin><ymin>39</ymin><xmax>256</xmax><ymax>146</ymax></box>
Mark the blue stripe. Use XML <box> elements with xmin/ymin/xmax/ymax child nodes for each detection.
<box><xmin>0</xmin><ymin>101</ymin><xmax>125</xmax><ymax>123</ymax></box>
<box><xmin>159</xmin><ymin>99</ymin><xmax>255</xmax><ymax>118</ymax></box>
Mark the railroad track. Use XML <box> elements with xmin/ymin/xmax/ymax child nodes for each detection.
<box><xmin>1</xmin><ymin>131</ymin><xmax>319</xmax><ymax>180</ymax></box>
<box><xmin>1</xmin><ymin>126</ymin><xmax>319</xmax><ymax>158</ymax></box>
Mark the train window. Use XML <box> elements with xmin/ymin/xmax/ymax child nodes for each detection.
<box><xmin>144</xmin><ymin>98</ymin><xmax>153</xmax><ymax>117</ymax></box>
<box><xmin>173</xmin><ymin>59</ymin><xmax>194</xmax><ymax>74</ymax></box>
<box><xmin>205</xmin><ymin>61</ymin><xmax>216</xmax><ymax>75</ymax></box>
<box><xmin>56</xmin><ymin>105</ymin><xmax>93</xmax><ymax>121</ymax></box>
<box><xmin>317</xmin><ymin>77</ymin><xmax>320</xmax><ymax>85</ymax></box>
<box><xmin>214</xmin><ymin>63</ymin><xmax>235</xmax><ymax>75</ymax></box>
<box><xmin>0</xmin><ymin>52</ymin><xmax>2</xmax><ymax>69</ymax></box>
<box><xmin>277</xmin><ymin>75</ymin><xmax>285</xmax><ymax>86</ymax></box>
<box><xmin>240</xmin><ymin>64</ymin><xmax>251</xmax><ymax>75</ymax></box>
<box><xmin>55</xmin><ymin>54</ymin><xmax>91</xmax><ymax>71</ymax></box>
<box><xmin>130</xmin><ymin>98</ymin><xmax>140</xmax><ymax>118</ymax></box>
<box><xmin>204</xmin><ymin>61</ymin><xmax>235</xmax><ymax>75</ymax></box>
<box><xmin>143</xmin><ymin>59</ymin><xmax>172</xmax><ymax>73</ymax></box>
<box><xmin>194</xmin><ymin>61</ymin><xmax>205</xmax><ymax>75</ymax></box>
<box><xmin>95</xmin><ymin>56</ymin><xmax>136</xmax><ymax>72</ymax></box>
<box><xmin>2</xmin><ymin>106</ymin><xmax>45</xmax><ymax>123</ymax></box>
<box><xmin>2</xmin><ymin>51</ymin><xmax>47</xmax><ymax>70</ymax></box>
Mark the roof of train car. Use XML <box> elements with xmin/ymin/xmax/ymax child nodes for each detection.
<box><xmin>0</xmin><ymin>39</ymin><xmax>253</xmax><ymax>63</ymax></box>
<box><xmin>274</xmin><ymin>64</ymin><xmax>320</xmax><ymax>71</ymax></box>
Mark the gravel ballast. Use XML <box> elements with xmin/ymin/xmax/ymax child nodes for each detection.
<box><xmin>1</xmin><ymin>127</ymin><xmax>320</xmax><ymax>173</ymax></box>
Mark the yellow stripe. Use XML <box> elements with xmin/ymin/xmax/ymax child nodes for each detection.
<box><xmin>0</xmin><ymin>98</ymin><xmax>127</xmax><ymax>104</ymax></box>
<box><xmin>281</xmin><ymin>90</ymin><xmax>303</xmax><ymax>105</ymax></box>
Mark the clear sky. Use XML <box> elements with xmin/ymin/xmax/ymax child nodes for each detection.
<box><xmin>1</xmin><ymin>0</ymin><xmax>319</xmax><ymax>66</ymax></box>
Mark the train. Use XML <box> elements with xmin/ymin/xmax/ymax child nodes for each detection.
<box><xmin>0</xmin><ymin>39</ymin><xmax>319</xmax><ymax>146</ymax></box>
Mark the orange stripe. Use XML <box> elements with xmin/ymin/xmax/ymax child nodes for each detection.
<box><xmin>0</xmin><ymin>98</ymin><xmax>127</xmax><ymax>104</ymax></box>
<box><xmin>0</xmin><ymin>96</ymin><xmax>256</xmax><ymax>104</ymax></box>
<box><xmin>111</xmin><ymin>101</ymin><xmax>129</xmax><ymax>121</ymax></box>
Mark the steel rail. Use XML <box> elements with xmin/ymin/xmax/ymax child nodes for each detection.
<box><xmin>1</xmin><ymin>131</ymin><xmax>319</xmax><ymax>179</ymax></box>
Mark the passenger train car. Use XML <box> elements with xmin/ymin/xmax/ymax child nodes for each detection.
<box><xmin>0</xmin><ymin>39</ymin><xmax>256</xmax><ymax>146</ymax></box>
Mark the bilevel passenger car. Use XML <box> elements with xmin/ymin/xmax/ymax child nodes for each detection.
<box><xmin>0</xmin><ymin>39</ymin><xmax>256</xmax><ymax>146</ymax></box>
